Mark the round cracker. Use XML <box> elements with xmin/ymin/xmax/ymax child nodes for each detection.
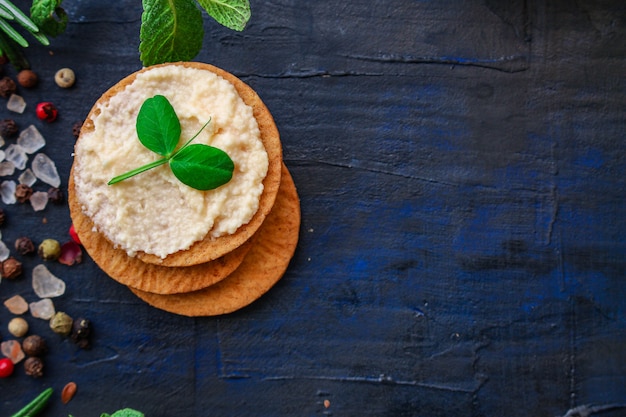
<box><xmin>130</xmin><ymin>163</ymin><xmax>300</xmax><ymax>316</ymax></box>
<box><xmin>70</xmin><ymin>62</ymin><xmax>282</xmax><ymax>267</ymax></box>
<box><xmin>68</xmin><ymin>174</ymin><xmax>254</xmax><ymax>293</ymax></box>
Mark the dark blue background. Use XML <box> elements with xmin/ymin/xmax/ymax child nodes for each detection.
<box><xmin>1</xmin><ymin>1</ymin><xmax>625</xmax><ymax>416</ymax></box>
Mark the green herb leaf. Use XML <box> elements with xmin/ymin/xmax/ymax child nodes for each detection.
<box><xmin>136</xmin><ymin>94</ymin><xmax>181</xmax><ymax>157</ymax></box>
<box><xmin>139</xmin><ymin>0</ymin><xmax>203</xmax><ymax>66</ymax></box>
<box><xmin>197</xmin><ymin>0</ymin><xmax>250</xmax><ymax>31</ymax></box>
<box><xmin>170</xmin><ymin>144</ymin><xmax>234</xmax><ymax>190</ymax></box>
<box><xmin>30</xmin><ymin>0</ymin><xmax>68</xmax><ymax>37</ymax></box>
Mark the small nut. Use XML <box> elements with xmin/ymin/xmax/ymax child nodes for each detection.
<box><xmin>22</xmin><ymin>334</ymin><xmax>47</xmax><ymax>356</ymax></box>
<box><xmin>8</xmin><ymin>317</ymin><xmax>29</xmax><ymax>337</ymax></box>
<box><xmin>17</xmin><ymin>69</ymin><xmax>38</xmax><ymax>88</ymax></box>
<box><xmin>38</xmin><ymin>239</ymin><xmax>62</xmax><ymax>261</ymax></box>
<box><xmin>61</xmin><ymin>382</ymin><xmax>77</xmax><ymax>404</ymax></box>
<box><xmin>24</xmin><ymin>356</ymin><xmax>44</xmax><ymax>378</ymax></box>
<box><xmin>50</xmin><ymin>311</ymin><xmax>73</xmax><ymax>336</ymax></box>
<box><xmin>1</xmin><ymin>257</ymin><xmax>23</xmax><ymax>279</ymax></box>
<box><xmin>54</xmin><ymin>68</ymin><xmax>75</xmax><ymax>88</ymax></box>
<box><xmin>15</xmin><ymin>237</ymin><xmax>35</xmax><ymax>255</ymax></box>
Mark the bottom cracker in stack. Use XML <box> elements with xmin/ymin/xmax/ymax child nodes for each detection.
<box><xmin>68</xmin><ymin>62</ymin><xmax>300</xmax><ymax>316</ymax></box>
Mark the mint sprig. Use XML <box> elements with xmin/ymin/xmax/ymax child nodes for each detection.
<box><xmin>108</xmin><ymin>95</ymin><xmax>234</xmax><ymax>191</ymax></box>
<box><xmin>139</xmin><ymin>0</ymin><xmax>251</xmax><ymax>66</ymax></box>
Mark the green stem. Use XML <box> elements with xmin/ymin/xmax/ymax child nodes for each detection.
<box><xmin>108</xmin><ymin>157</ymin><xmax>168</xmax><ymax>185</ymax></box>
<box><xmin>170</xmin><ymin>117</ymin><xmax>212</xmax><ymax>159</ymax></box>
<box><xmin>11</xmin><ymin>387</ymin><xmax>53</xmax><ymax>417</ymax></box>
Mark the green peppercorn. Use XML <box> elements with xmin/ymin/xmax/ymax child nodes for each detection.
<box><xmin>38</xmin><ymin>239</ymin><xmax>61</xmax><ymax>260</ymax></box>
<box><xmin>50</xmin><ymin>311</ymin><xmax>73</xmax><ymax>336</ymax></box>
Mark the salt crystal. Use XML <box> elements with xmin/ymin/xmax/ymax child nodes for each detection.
<box><xmin>18</xmin><ymin>168</ymin><xmax>37</xmax><ymax>186</ymax></box>
<box><xmin>1</xmin><ymin>340</ymin><xmax>25</xmax><ymax>363</ymax></box>
<box><xmin>0</xmin><ymin>136</ymin><xmax>4</xmax><ymax>147</ymax></box>
<box><xmin>7</xmin><ymin>94</ymin><xmax>26</xmax><ymax>114</ymax></box>
<box><xmin>0</xmin><ymin>149</ymin><xmax>5</xmax><ymax>161</ymax></box>
<box><xmin>0</xmin><ymin>240</ymin><xmax>9</xmax><ymax>261</ymax></box>
<box><xmin>31</xmin><ymin>153</ymin><xmax>60</xmax><ymax>187</ymax></box>
<box><xmin>0</xmin><ymin>180</ymin><xmax>16</xmax><ymax>204</ymax></box>
<box><xmin>5</xmin><ymin>144</ymin><xmax>27</xmax><ymax>170</ymax></box>
<box><xmin>30</xmin><ymin>191</ymin><xmax>49</xmax><ymax>211</ymax></box>
<box><xmin>0</xmin><ymin>160</ymin><xmax>14</xmax><ymax>176</ymax></box>
<box><xmin>32</xmin><ymin>264</ymin><xmax>66</xmax><ymax>298</ymax></box>
<box><xmin>4</xmin><ymin>294</ymin><xmax>29</xmax><ymax>314</ymax></box>
<box><xmin>17</xmin><ymin>125</ymin><xmax>46</xmax><ymax>153</ymax></box>
<box><xmin>29</xmin><ymin>298</ymin><xmax>55</xmax><ymax>319</ymax></box>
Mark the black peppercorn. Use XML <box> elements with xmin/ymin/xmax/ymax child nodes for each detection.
<box><xmin>15</xmin><ymin>184</ymin><xmax>33</xmax><ymax>203</ymax></box>
<box><xmin>0</xmin><ymin>119</ymin><xmax>18</xmax><ymax>137</ymax></box>
<box><xmin>15</xmin><ymin>236</ymin><xmax>35</xmax><ymax>255</ymax></box>
<box><xmin>71</xmin><ymin>317</ymin><xmax>92</xmax><ymax>349</ymax></box>
<box><xmin>0</xmin><ymin>76</ymin><xmax>16</xmax><ymax>97</ymax></box>
<box><xmin>47</xmin><ymin>187</ymin><xmax>64</xmax><ymax>204</ymax></box>
<box><xmin>22</xmin><ymin>334</ymin><xmax>47</xmax><ymax>356</ymax></box>
<box><xmin>24</xmin><ymin>356</ymin><xmax>44</xmax><ymax>378</ymax></box>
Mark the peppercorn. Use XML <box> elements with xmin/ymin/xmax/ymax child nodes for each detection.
<box><xmin>22</xmin><ymin>334</ymin><xmax>47</xmax><ymax>356</ymax></box>
<box><xmin>24</xmin><ymin>356</ymin><xmax>44</xmax><ymax>378</ymax></box>
<box><xmin>1</xmin><ymin>257</ymin><xmax>22</xmax><ymax>279</ymax></box>
<box><xmin>15</xmin><ymin>236</ymin><xmax>35</xmax><ymax>255</ymax></box>
<box><xmin>0</xmin><ymin>118</ymin><xmax>18</xmax><ymax>137</ymax></box>
<box><xmin>8</xmin><ymin>317</ymin><xmax>29</xmax><ymax>337</ymax></box>
<box><xmin>47</xmin><ymin>187</ymin><xmax>64</xmax><ymax>204</ymax></box>
<box><xmin>0</xmin><ymin>76</ymin><xmax>16</xmax><ymax>97</ymax></box>
<box><xmin>36</xmin><ymin>102</ymin><xmax>58</xmax><ymax>122</ymax></box>
<box><xmin>55</xmin><ymin>68</ymin><xmax>75</xmax><ymax>88</ymax></box>
<box><xmin>50</xmin><ymin>311</ymin><xmax>73</xmax><ymax>336</ymax></box>
<box><xmin>15</xmin><ymin>183</ymin><xmax>33</xmax><ymax>203</ymax></box>
<box><xmin>17</xmin><ymin>69</ymin><xmax>38</xmax><ymax>88</ymax></box>
<box><xmin>38</xmin><ymin>238</ymin><xmax>62</xmax><ymax>260</ymax></box>
<box><xmin>71</xmin><ymin>317</ymin><xmax>92</xmax><ymax>349</ymax></box>
<box><xmin>72</xmin><ymin>120</ymin><xmax>83</xmax><ymax>138</ymax></box>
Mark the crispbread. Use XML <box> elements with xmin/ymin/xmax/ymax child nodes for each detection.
<box><xmin>129</xmin><ymin>164</ymin><xmax>300</xmax><ymax>316</ymax></box>
<box><xmin>70</xmin><ymin>62</ymin><xmax>282</xmax><ymax>267</ymax></box>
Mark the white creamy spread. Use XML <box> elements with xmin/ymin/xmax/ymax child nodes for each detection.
<box><xmin>74</xmin><ymin>65</ymin><xmax>268</xmax><ymax>258</ymax></box>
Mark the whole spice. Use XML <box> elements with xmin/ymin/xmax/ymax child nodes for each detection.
<box><xmin>49</xmin><ymin>311</ymin><xmax>73</xmax><ymax>336</ymax></box>
<box><xmin>8</xmin><ymin>317</ymin><xmax>29</xmax><ymax>337</ymax></box>
<box><xmin>15</xmin><ymin>236</ymin><xmax>35</xmax><ymax>255</ymax></box>
<box><xmin>71</xmin><ymin>317</ymin><xmax>92</xmax><ymax>349</ymax></box>
<box><xmin>35</xmin><ymin>102</ymin><xmax>58</xmax><ymax>122</ymax></box>
<box><xmin>22</xmin><ymin>334</ymin><xmax>47</xmax><ymax>356</ymax></box>
<box><xmin>54</xmin><ymin>68</ymin><xmax>75</xmax><ymax>88</ymax></box>
<box><xmin>24</xmin><ymin>356</ymin><xmax>44</xmax><ymax>378</ymax></box>
<box><xmin>47</xmin><ymin>187</ymin><xmax>63</xmax><ymax>204</ymax></box>
<box><xmin>1</xmin><ymin>257</ymin><xmax>23</xmax><ymax>279</ymax></box>
<box><xmin>0</xmin><ymin>118</ymin><xmax>18</xmax><ymax>137</ymax></box>
<box><xmin>61</xmin><ymin>382</ymin><xmax>77</xmax><ymax>404</ymax></box>
<box><xmin>0</xmin><ymin>76</ymin><xmax>16</xmax><ymax>97</ymax></box>
<box><xmin>17</xmin><ymin>69</ymin><xmax>38</xmax><ymax>88</ymax></box>
<box><xmin>0</xmin><ymin>357</ymin><xmax>14</xmax><ymax>378</ymax></box>
<box><xmin>38</xmin><ymin>238</ymin><xmax>61</xmax><ymax>260</ymax></box>
<box><xmin>15</xmin><ymin>183</ymin><xmax>33</xmax><ymax>203</ymax></box>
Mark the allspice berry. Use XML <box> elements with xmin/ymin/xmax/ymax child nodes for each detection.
<box><xmin>22</xmin><ymin>334</ymin><xmax>47</xmax><ymax>356</ymax></box>
<box><xmin>50</xmin><ymin>311</ymin><xmax>73</xmax><ymax>336</ymax></box>
<box><xmin>0</xmin><ymin>76</ymin><xmax>16</xmax><ymax>97</ymax></box>
<box><xmin>1</xmin><ymin>257</ymin><xmax>23</xmax><ymax>279</ymax></box>
<box><xmin>0</xmin><ymin>119</ymin><xmax>18</xmax><ymax>137</ymax></box>
<box><xmin>15</xmin><ymin>236</ymin><xmax>35</xmax><ymax>255</ymax></box>
<box><xmin>17</xmin><ymin>69</ymin><xmax>38</xmax><ymax>88</ymax></box>
<box><xmin>24</xmin><ymin>356</ymin><xmax>44</xmax><ymax>378</ymax></box>
<box><xmin>38</xmin><ymin>239</ymin><xmax>62</xmax><ymax>261</ymax></box>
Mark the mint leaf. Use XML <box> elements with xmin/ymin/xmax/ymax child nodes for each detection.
<box><xmin>136</xmin><ymin>95</ymin><xmax>181</xmax><ymax>157</ymax></box>
<box><xmin>170</xmin><ymin>143</ymin><xmax>234</xmax><ymax>190</ymax></box>
<box><xmin>197</xmin><ymin>0</ymin><xmax>251</xmax><ymax>31</ymax></box>
<box><xmin>110</xmin><ymin>409</ymin><xmax>145</xmax><ymax>417</ymax></box>
<box><xmin>139</xmin><ymin>0</ymin><xmax>204</xmax><ymax>66</ymax></box>
<box><xmin>30</xmin><ymin>0</ymin><xmax>68</xmax><ymax>37</ymax></box>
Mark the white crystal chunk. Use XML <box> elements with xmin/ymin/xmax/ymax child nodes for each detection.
<box><xmin>7</xmin><ymin>94</ymin><xmax>26</xmax><ymax>113</ymax></box>
<box><xmin>17</xmin><ymin>125</ymin><xmax>46</xmax><ymax>154</ymax></box>
<box><xmin>0</xmin><ymin>180</ymin><xmax>16</xmax><ymax>204</ymax></box>
<box><xmin>0</xmin><ymin>240</ymin><xmax>9</xmax><ymax>261</ymax></box>
<box><xmin>30</xmin><ymin>298</ymin><xmax>55</xmax><ymax>319</ymax></box>
<box><xmin>18</xmin><ymin>168</ymin><xmax>37</xmax><ymax>186</ymax></box>
<box><xmin>0</xmin><ymin>161</ymin><xmax>14</xmax><ymax>176</ymax></box>
<box><xmin>32</xmin><ymin>264</ymin><xmax>66</xmax><ymax>298</ymax></box>
<box><xmin>0</xmin><ymin>149</ymin><xmax>5</xmax><ymax>162</ymax></box>
<box><xmin>31</xmin><ymin>153</ymin><xmax>60</xmax><ymax>187</ymax></box>
<box><xmin>5</xmin><ymin>144</ymin><xmax>27</xmax><ymax>170</ymax></box>
<box><xmin>30</xmin><ymin>191</ymin><xmax>49</xmax><ymax>211</ymax></box>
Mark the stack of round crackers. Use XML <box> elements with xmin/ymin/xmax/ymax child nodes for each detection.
<box><xmin>68</xmin><ymin>62</ymin><xmax>300</xmax><ymax>316</ymax></box>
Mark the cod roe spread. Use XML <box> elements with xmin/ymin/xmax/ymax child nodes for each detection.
<box><xmin>73</xmin><ymin>65</ymin><xmax>269</xmax><ymax>258</ymax></box>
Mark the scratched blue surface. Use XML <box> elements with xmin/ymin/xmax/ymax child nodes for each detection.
<box><xmin>0</xmin><ymin>1</ymin><xmax>625</xmax><ymax>416</ymax></box>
